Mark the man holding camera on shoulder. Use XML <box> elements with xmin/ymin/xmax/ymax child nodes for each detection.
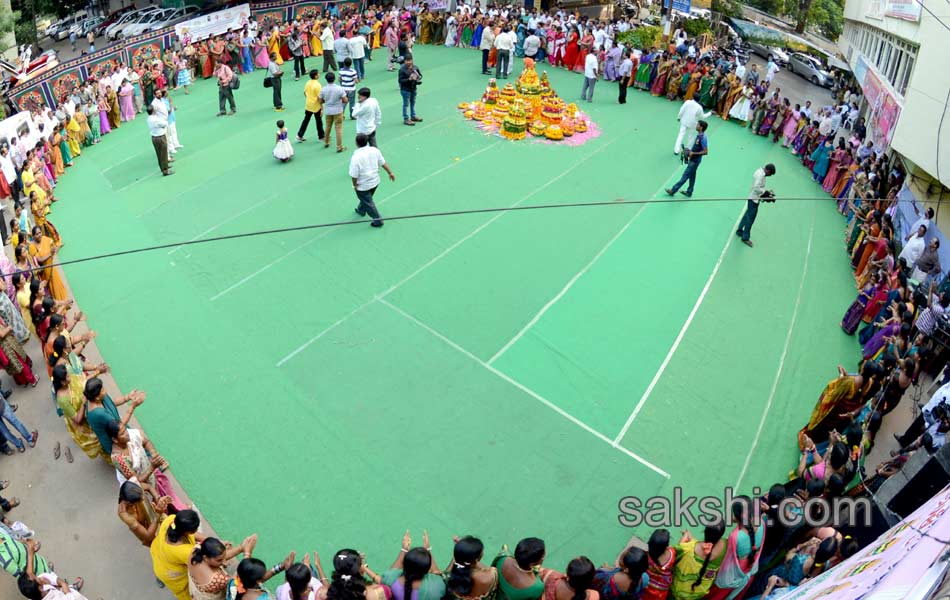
<box><xmin>736</xmin><ymin>163</ymin><xmax>777</xmax><ymax>248</ymax></box>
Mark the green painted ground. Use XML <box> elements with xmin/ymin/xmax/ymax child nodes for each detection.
<box><xmin>53</xmin><ymin>44</ymin><xmax>857</xmax><ymax>568</ymax></box>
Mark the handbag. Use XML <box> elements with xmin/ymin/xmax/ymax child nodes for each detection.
<box><xmin>229</xmin><ymin>74</ymin><xmax>241</xmax><ymax>90</ymax></box>
<box><xmin>263</xmin><ymin>76</ymin><xmax>273</xmax><ymax>88</ymax></box>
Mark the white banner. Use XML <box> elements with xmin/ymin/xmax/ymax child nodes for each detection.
<box><xmin>0</xmin><ymin>111</ymin><xmax>40</xmax><ymax>149</ymax></box>
<box><xmin>884</xmin><ymin>0</ymin><xmax>921</xmax><ymax>21</ymax></box>
<box><xmin>174</xmin><ymin>3</ymin><xmax>252</xmax><ymax>44</ymax></box>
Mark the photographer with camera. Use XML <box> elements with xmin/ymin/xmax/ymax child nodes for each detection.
<box><xmin>736</xmin><ymin>163</ymin><xmax>776</xmax><ymax>248</ymax></box>
<box><xmin>398</xmin><ymin>55</ymin><xmax>424</xmax><ymax>127</ymax></box>
<box><xmin>665</xmin><ymin>120</ymin><xmax>708</xmax><ymax>198</ymax></box>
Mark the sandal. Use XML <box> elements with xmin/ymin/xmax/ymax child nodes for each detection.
<box><xmin>29</xmin><ymin>431</ymin><xmax>37</xmax><ymax>448</ymax></box>
<box><xmin>7</xmin><ymin>497</ymin><xmax>18</xmax><ymax>509</ymax></box>
<box><xmin>0</xmin><ymin>480</ymin><xmax>7</xmax><ymax>489</ymax></box>
<box><xmin>17</xmin><ymin>444</ymin><xmax>24</xmax><ymax>453</ymax></box>
<box><xmin>53</xmin><ymin>441</ymin><xmax>60</xmax><ymax>460</ymax></box>
<box><xmin>64</xmin><ymin>447</ymin><xmax>73</xmax><ymax>463</ymax></box>
<box><xmin>1</xmin><ymin>448</ymin><xmax>12</xmax><ymax>456</ymax></box>
<box><xmin>71</xmin><ymin>577</ymin><xmax>83</xmax><ymax>591</ymax></box>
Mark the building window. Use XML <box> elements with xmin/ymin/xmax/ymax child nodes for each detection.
<box><xmin>844</xmin><ymin>20</ymin><xmax>919</xmax><ymax>97</ymax></box>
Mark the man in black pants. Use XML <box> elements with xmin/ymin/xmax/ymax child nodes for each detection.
<box><xmin>618</xmin><ymin>50</ymin><xmax>633</xmax><ymax>104</ymax></box>
<box><xmin>665</xmin><ymin>120</ymin><xmax>708</xmax><ymax>198</ymax></box>
<box><xmin>267</xmin><ymin>52</ymin><xmax>285</xmax><ymax>111</ymax></box>
<box><xmin>297</xmin><ymin>69</ymin><xmax>326</xmax><ymax>142</ymax></box>
<box><xmin>288</xmin><ymin>31</ymin><xmax>306</xmax><ymax>80</ymax></box>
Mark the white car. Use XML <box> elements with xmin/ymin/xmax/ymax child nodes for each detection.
<box><xmin>788</xmin><ymin>52</ymin><xmax>833</xmax><ymax>88</ymax></box>
<box><xmin>121</xmin><ymin>8</ymin><xmax>191</xmax><ymax>38</ymax></box>
<box><xmin>107</xmin><ymin>8</ymin><xmax>161</xmax><ymax>40</ymax></box>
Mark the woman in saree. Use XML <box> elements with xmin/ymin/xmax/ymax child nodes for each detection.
<box><xmin>107</xmin><ymin>418</ymin><xmax>185</xmax><ymax>511</ymax></box>
<box><xmin>322</xmin><ymin>547</ymin><xmax>390</xmax><ymax>600</ymax></box>
<box><xmin>514</xmin><ymin>23</ymin><xmax>526</xmax><ymax>58</ymax></box>
<box><xmin>0</xmin><ymin>308</ymin><xmax>36</xmax><ymax>387</ymax></box>
<box><xmin>798</xmin><ymin>363</ymin><xmax>875</xmax><ymax>448</ymax></box>
<box><xmin>562</xmin><ymin>27</ymin><xmax>579</xmax><ymax>71</ymax></box>
<box><xmin>841</xmin><ymin>272</ymin><xmax>881</xmax><ymax>335</ymax></box>
<box><xmin>444</xmin><ymin>13</ymin><xmax>458</xmax><ymax>47</ymax></box>
<box><xmin>493</xmin><ymin>537</ymin><xmax>546</xmax><ymax>600</ymax></box>
<box><xmin>419</xmin><ymin>10</ymin><xmax>432</xmax><ymax>44</ymax></box>
<box><xmin>50</xmin><ymin>129</ymin><xmax>68</xmax><ymax>174</ymax></box>
<box><xmin>592</xmin><ymin>547</ymin><xmax>648</xmax><ymax>600</ymax></box>
<box><xmin>118</xmin><ymin>480</ymin><xmax>172</xmax><ymax>547</ymax></box>
<box><xmin>714</xmin><ymin>73</ymin><xmax>733</xmax><ymax>114</ymax></box>
<box><xmin>574</xmin><ymin>30</ymin><xmax>593</xmax><ymax>73</ymax></box>
<box><xmin>810</xmin><ymin>139</ymin><xmax>832</xmax><ymax>182</ymax></box>
<box><xmin>705</xmin><ymin>497</ymin><xmax>765</xmax><ymax>600</ymax></box>
<box><xmin>670</xmin><ymin>524</ymin><xmax>726</xmax><ymax>600</ymax></box>
<box><xmin>253</xmin><ymin>33</ymin><xmax>271</xmax><ymax>70</ymax></box>
<box><xmin>210</xmin><ymin>36</ymin><xmax>226</xmax><ymax>71</ymax></box>
<box><xmin>151</xmin><ymin>509</ymin><xmax>206</xmax><ymax>600</ymax></box>
<box><xmin>697</xmin><ymin>70</ymin><xmax>717</xmax><ymax>108</ymax></box>
<box><xmin>106</xmin><ymin>86</ymin><xmax>121</xmax><ymax>129</ymax></box>
<box><xmin>634</xmin><ymin>54</ymin><xmax>654</xmax><ymax>90</ymax></box>
<box><xmin>854</xmin><ymin>224</ymin><xmax>890</xmax><ymax>286</ymax></box>
<box><xmin>541</xmin><ymin>558</ymin><xmax>597</xmax><ymax>600</ymax></box>
<box><xmin>664</xmin><ymin>64</ymin><xmax>681</xmax><ymax>100</ymax></box>
<box><xmin>650</xmin><ymin>56</ymin><xmax>672</xmax><ymax>97</ymax></box>
<box><xmin>720</xmin><ymin>77</ymin><xmax>743</xmax><ymax>119</ymax></box>
<box><xmin>66</xmin><ymin>114</ymin><xmax>83</xmax><ymax>158</ymax></box>
<box><xmin>832</xmin><ymin>159</ymin><xmax>859</xmax><ymax>203</ymax></box>
<box><xmin>445</xmin><ymin>536</ymin><xmax>498</xmax><ymax>600</ymax></box>
<box><xmin>756</xmin><ymin>94</ymin><xmax>780</xmax><ymax>135</ymax></box>
<box><xmin>460</xmin><ymin>14</ymin><xmax>474</xmax><ymax>47</ymax></box>
<box><xmin>471</xmin><ymin>16</ymin><xmax>484</xmax><ymax>49</ymax></box>
<box><xmin>821</xmin><ymin>139</ymin><xmax>848</xmax><ymax>193</ymax></box>
<box><xmin>30</xmin><ymin>190</ymin><xmax>61</xmax><ymax>248</ymax></box>
<box><xmin>0</xmin><ymin>278</ymin><xmax>28</xmax><ymax>344</ymax></box>
<box><xmin>769</xmin><ymin>99</ymin><xmax>788</xmax><ymax>142</ymax></box>
<box><xmin>683</xmin><ymin>68</ymin><xmax>702</xmax><ymax>100</ymax></box>
<box><xmin>85</xmin><ymin>102</ymin><xmax>101</xmax><ymax>144</ymax></box>
<box><xmin>117</xmin><ymin>79</ymin><xmax>135</xmax><ymax>122</ymax></box>
<box><xmin>197</xmin><ymin>42</ymin><xmax>213</xmax><ymax>77</ymax></box>
<box><xmin>73</xmin><ymin>107</ymin><xmax>92</xmax><ymax>147</ymax></box>
<box><xmin>20</xmin><ymin>158</ymin><xmax>48</xmax><ymax>206</ymax></box>
<box><xmin>383</xmin><ymin>533</ymin><xmax>446</xmax><ymax>600</ymax></box>
<box><xmin>12</xmin><ymin>274</ymin><xmax>34</xmax><ymax>338</ymax></box>
<box><xmin>862</xmin><ymin>307</ymin><xmax>912</xmax><ymax>360</ymax></box>
<box><xmin>56</xmin><ymin>125</ymin><xmax>73</xmax><ymax>169</ymax></box>
<box><xmin>98</xmin><ymin>90</ymin><xmax>112</xmax><ymax>135</ymax></box>
<box><xmin>780</xmin><ymin>104</ymin><xmax>802</xmax><ymax>147</ymax></box>
<box><xmin>28</xmin><ymin>225</ymin><xmax>66</xmax><ymax>301</ymax></box>
<box><xmin>188</xmin><ymin>536</ymin><xmax>258</xmax><ymax>600</ymax></box>
<box><xmin>51</xmin><ymin>357</ymin><xmax>105</xmax><ymax>461</ymax></box>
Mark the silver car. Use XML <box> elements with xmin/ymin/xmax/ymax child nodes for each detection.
<box><xmin>787</xmin><ymin>52</ymin><xmax>832</xmax><ymax>88</ymax></box>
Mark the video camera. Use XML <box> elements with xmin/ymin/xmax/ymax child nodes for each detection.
<box><xmin>760</xmin><ymin>190</ymin><xmax>776</xmax><ymax>203</ymax></box>
<box><xmin>679</xmin><ymin>145</ymin><xmax>690</xmax><ymax>165</ymax></box>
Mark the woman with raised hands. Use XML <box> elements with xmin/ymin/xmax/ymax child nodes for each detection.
<box><xmin>382</xmin><ymin>531</ymin><xmax>445</xmax><ymax>600</ymax></box>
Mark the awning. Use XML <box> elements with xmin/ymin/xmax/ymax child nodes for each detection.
<box><xmin>827</xmin><ymin>55</ymin><xmax>852</xmax><ymax>72</ymax></box>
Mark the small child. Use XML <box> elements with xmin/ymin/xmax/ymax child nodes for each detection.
<box><xmin>273</xmin><ymin>120</ymin><xmax>294</xmax><ymax>163</ymax></box>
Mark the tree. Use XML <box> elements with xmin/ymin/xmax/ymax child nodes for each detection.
<box><xmin>807</xmin><ymin>0</ymin><xmax>844</xmax><ymax>39</ymax></box>
<box><xmin>794</xmin><ymin>0</ymin><xmax>814</xmax><ymax>33</ymax></box>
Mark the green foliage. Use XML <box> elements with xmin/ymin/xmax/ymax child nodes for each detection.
<box><xmin>711</xmin><ymin>0</ymin><xmax>744</xmax><ymax>18</ymax></box>
<box><xmin>745</xmin><ymin>0</ymin><xmax>787</xmax><ymax>15</ymax></box>
<box><xmin>807</xmin><ymin>0</ymin><xmax>843</xmax><ymax>39</ymax></box>
<box><xmin>617</xmin><ymin>25</ymin><xmax>662</xmax><ymax>50</ymax></box>
<box><xmin>682</xmin><ymin>18</ymin><xmax>711</xmax><ymax>37</ymax></box>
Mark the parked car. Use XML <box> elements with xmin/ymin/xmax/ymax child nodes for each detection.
<box><xmin>107</xmin><ymin>8</ymin><xmax>162</xmax><ymax>40</ymax></box>
<box><xmin>147</xmin><ymin>6</ymin><xmax>200</xmax><ymax>32</ymax></box>
<box><xmin>121</xmin><ymin>8</ymin><xmax>180</xmax><ymax>38</ymax></box>
<box><xmin>51</xmin><ymin>15</ymin><xmax>84</xmax><ymax>40</ymax></box>
<box><xmin>94</xmin><ymin>6</ymin><xmax>136</xmax><ymax>37</ymax></box>
<box><xmin>748</xmin><ymin>42</ymin><xmax>789</xmax><ymax>66</ymax></box>
<box><xmin>70</xmin><ymin>16</ymin><xmax>105</xmax><ymax>38</ymax></box>
<box><xmin>787</xmin><ymin>52</ymin><xmax>833</xmax><ymax>87</ymax></box>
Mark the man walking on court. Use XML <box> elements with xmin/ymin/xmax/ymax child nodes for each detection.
<box><xmin>673</xmin><ymin>96</ymin><xmax>711</xmax><ymax>155</ymax></box>
<box><xmin>398</xmin><ymin>55</ymin><xmax>423</xmax><ymax>126</ymax></box>
<box><xmin>665</xmin><ymin>120</ymin><xmax>708</xmax><ymax>198</ymax></box>
<box><xmin>350</xmin><ymin>133</ymin><xmax>395</xmax><ymax>228</ymax></box>
<box><xmin>736</xmin><ymin>163</ymin><xmax>776</xmax><ymax>248</ymax></box>
<box><xmin>494</xmin><ymin>25</ymin><xmax>513</xmax><ymax>79</ymax></box>
<box><xmin>214</xmin><ymin>61</ymin><xmax>236</xmax><ymax>116</ymax></box>
<box><xmin>288</xmin><ymin>31</ymin><xmax>306</xmax><ymax>80</ymax></box>
<box><xmin>581</xmin><ymin>50</ymin><xmax>598</xmax><ymax>102</ymax></box>
<box><xmin>320</xmin><ymin>71</ymin><xmax>347</xmax><ymax>152</ymax></box>
<box><xmin>617</xmin><ymin>50</ymin><xmax>633</xmax><ymax>104</ymax></box>
<box><xmin>352</xmin><ymin>87</ymin><xmax>381</xmax><ymax>147</ymax></box>
<box><xmin>320</xmin><ymin>22</ymin><xmax>338</xmax><ymax>72</ymax></box>
<box><xmin>297</xmin><ymin>69</ymin><xmax>325</xmax><ymax>142</ymax></box>
<box><xmin>147</xmin><ymin>105</ymin><xmax>173</xmax><ymax>176</ymax></box>
<box><xmin>267</xmin><ymin>52</ymin><xmax>285</xmax><ymax>111</ymax></box>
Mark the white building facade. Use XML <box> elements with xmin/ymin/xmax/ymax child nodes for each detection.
<box><xmin>838</xmin><ymin>0</ymin><xmax>950</xmax><ymax>195</ymax></box>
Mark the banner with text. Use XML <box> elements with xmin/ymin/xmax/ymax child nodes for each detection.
<box><xmin>175</xmin><ymin>3</ymin><xmax>252</xmax><ymax>44</ymax></box>
<box><xmin>885</xmin><ymin>0</ymin><xmax>922</xmax><ymax>21</ymax></box>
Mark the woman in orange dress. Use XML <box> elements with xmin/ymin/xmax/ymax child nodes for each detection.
<box><xmin>28</xmin><ymin>226</ymin><xmax>67</xmax><ymax>302</ymax></box>
<box><xmin>562</xmin><ymin>27</ymin><xmax>579</xmax><ymax>70</ymax></box>
<box><xmin>574</xmin><ymin>30</ymin><xmax>594</xmax><ymax>73</ymax></box>
<box><xmin>852</xmin><ymin>217</ymin><xmax>882</xmax><ymax>274</ymax></box>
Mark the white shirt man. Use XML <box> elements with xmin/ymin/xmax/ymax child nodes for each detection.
<box><xmin>352</xmin><ymin>92</ymin><xmax>382</xmax><ymax>145</ymax></box>
<box><xmin>593</xmin><ymin>26</ymin><xmax>606</xmax><ymax>51</ymax></box>
<box><xmin>581</xmin><ymin>53</ymin><xmax>599</xmax><ymax>102</ymax></box>
<box><xmin>320</xmin><ymin>25</ymin><xmax>334</xmax><ymax>54</ymax></box>
<box><xmin>800</xmin><ymin>101</ymin><xmax>813</xmax><ymax>121</ymax></box>
<box><xmin>734</xmin><ymin>62</ymin><xmax>746</xmax><ymax>81</ymax></box>
<box><xmin>348</xmin><ymin>34</ymin><xmax>367</xmax><ymax>60</ymax></box>
<box><xmin>523</xmin><ymin>32</ymin><xmax>540</xmax><ymax>58</ymax></box>
<box><xmin>674</xmin><ymin>98</ymin><xmax>711</xmax><ymax>154</ymax></box>
<box><xmin>899</xmin><ymin>226</ymin><xmax>928</xmax><ymax>268</ymax></box>
<box><xmin>765</xmin><ymin>58</ymin><xmax>779</xmax><ymax>82</ymax></box>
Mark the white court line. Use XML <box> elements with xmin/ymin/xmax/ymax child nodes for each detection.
<box><xmin>275</xmin><ymin>136</ymin><xmax>622</xmax><ymax>366</ymax></box>
<box><xmin>612</xmin><ymin>209</ymin><xmax>745</xmax><ymax>445</ymax></box>
<box><xmin>209</xmin><ymin>140</ymin><xmax>501</xmax><ymax>302</ymax></box>
<box><xmin>735</xmin><ymin>213</ymin><xmax>815</xmax><ymax>492</ymax></box>
<box><xmin>168</xmin><ymin>118</ymin><xmax>453</xmax><ymax>255</ymax></box>
<box><xmin>379</xmin><ymin>298</ymin><xmax>671</xmax><ymax>478</ymax></box>
<box><xmin>488</xmin><ymin>203</ymin><xmax>647</xmax><ymax>365</ymax></box>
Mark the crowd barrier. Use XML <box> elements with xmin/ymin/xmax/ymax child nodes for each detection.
<box><xmin>9</xmin><ymin>0</ymin><xmax>362</xmax><ymax>112</ymax></box>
